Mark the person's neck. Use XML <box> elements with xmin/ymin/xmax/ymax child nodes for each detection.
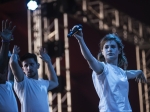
<box><xmin>106</xmin><ymin>60</ymin><xmax>118</xmax><ymax>66</ymax></box>
<box><xmin>27</xmin><ymin>74</ymin><xmax>38</xmax><ymax>80</ymax></box>
<box><xmin>32</xmin><ymin>76</ymin><xmax>38</xmax><ymax>80</ymax></box>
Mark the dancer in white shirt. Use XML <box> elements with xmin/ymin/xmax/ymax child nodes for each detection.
<box><xmin>71</xmin><ymin>25</ymin><xmax>147</xmax><ymax>112</ymax></box>
<box><xmin>9</xmin><ymin>45</ymin><xmax>58</xmax><ymax>112</ymax></box>
<box><xmin>0</xmin><ymin>20</ymin><xmax>18</xmax><ymax>112</ymax></box>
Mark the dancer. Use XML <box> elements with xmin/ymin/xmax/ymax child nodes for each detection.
<box><xmin>71</xmin><ymin>25</ymin><xmax>147</xmax><ymax>112</ymax></box>
<box><xmin>0</xmin><ymin>20</ymin><xmax>18</xmax><ymax>112</ymax></box>
<box><xmin>9</xmin><ymin>45</ymin><xmax>58</xmax><ymax>112</ymax></box>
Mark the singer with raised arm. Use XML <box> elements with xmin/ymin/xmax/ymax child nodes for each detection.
<box><xmin>70</xmin><ymin>24</ymin><xmax>147</xmax><ymax>112</ymax></box>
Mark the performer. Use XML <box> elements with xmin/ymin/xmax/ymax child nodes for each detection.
<box><xmin>0</xmin><ymin>20</ymin><xmax>18</xmax><ymax>112</ymax></box>
<box><xmin>9</xmin><ymin>45</ymin><xmax>58</xmax><ymax>112</ymax></box>
<box><xmin>71</xmin><ymin>25</ymin><xmax>147</xmax><ymax>112</ymax></box>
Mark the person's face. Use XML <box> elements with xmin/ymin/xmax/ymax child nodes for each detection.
<box><xmin>102</xmin><ymin>40</ymin><xmax>120</xmax><ymax>63</ymax></box>
<box><xmin>22</xmin><ymin>58</ymin><xmax>39</xmax><ymax>78</ymax></box>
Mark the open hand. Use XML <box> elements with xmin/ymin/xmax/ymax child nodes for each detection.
<box><xmin>13</xmin><ymin>45</ymin><xmax>20</xmax><ymax>54</ymax></box>
<box><xmin>38</xmin><ymin>47</ymin><xmax>50</xmax><ymax>63</ymax></box>
<box><xmin>0</xmin><ymin>20</ymin><xmax>16</xmax><ymax>41</ymax></box>
<box><xmin>135</xmin><ymin>71</ymin><xmax>147</xmax><ymax>83</ymax></box>
<box><xmin>12</xmin><ymin>45</ymin><xmax>20</xmax><ymax>60</ymax></box>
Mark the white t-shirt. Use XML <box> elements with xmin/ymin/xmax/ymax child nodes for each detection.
<box><xmin>14</xmin><ymin>75</ymin><xmax>50</xmax><ymax>112</ymax></box>
<box><xmin>0</xmin><ymin>81</ymin><xmax>18</xmax><ymax>112</ymax></box>
<box><xmin>92</xmin><ymin>62</ymin><xmax>132</xmax><ymax>112</ymax></box>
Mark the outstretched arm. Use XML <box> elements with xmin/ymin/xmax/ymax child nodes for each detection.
<box><xmin>38</xmin><ymin>47</ymin><xmax>58</xmax><ymax>90</ymax></box>
<box><xmin>72</xmin><ymin>25</ymin><xmax>104</xmax><ymax>74</ymax></box>
<box><xmin>9</xmin><ymin>45</ymin><xmax>24</xmax><ymax>82</ymax></box>
<box><xmin>126</xmin><ymin>70</ymin><xmax>147</xmax><ymax>83</ymax></box>
<box><xmin>0</xmin><ymin>20</ymin><xmax>16</xmax><ymax>73</ymax></box>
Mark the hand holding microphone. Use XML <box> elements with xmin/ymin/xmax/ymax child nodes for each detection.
<box><xmin>67</xmin><ymin>24</ymin><xmax>83</xmax><ymax>38</ymax></box>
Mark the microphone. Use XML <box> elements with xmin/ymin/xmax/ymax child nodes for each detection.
<box><xmin>67</xmin><ymin>24</ymin><xmax>82</xmax><ymax>38</ymax></box>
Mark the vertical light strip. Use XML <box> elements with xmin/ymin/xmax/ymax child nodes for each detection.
<box><xmin>54</xmin><ymin>19</ymin><xmax>59</xmax><ymax>41</ymax></box>
<box><xmin>38</xmin><ymin>6</ymin><xmax>43</xmax><ymax>78</ymax></box>
<box><xmin>142</xmin><ymin>50</ymin><xmax>149</xmax><ymax>112</ymax></box>
<box><xmin>49</xmin><ymin>92</ymin><xmax>53</xmax><ymax>112</ymax></box>
<box><xmin>99</xmin><ymin>2</ymin><xmax>104</xmax><ymax>19</ymax></box>
<box><xmin>128</xmin><ymin>17</ymin><xmax>132</xmax><ymax>32</ymax></box>
<box><xmin>64</xmin><ymin>13</ymin><xmax>72</xmax><ymax>112</ymax></box>
<box><xmin>33</xmin><ymin>10</ymin><xmax>40</xmax><ymax>77</ymax></box>
<box><xmin>33</xmin><ymin>8</ymin><xmax>42</xmax><ymax>78</ymax></box>
<box><xmin>82</xmin><ymin>0</ymin><xmax>87</xmax><ymax>22</ymax></box>
<box><xmin>54</xmin><ymin>18</ymin><xmax>61</xmax><ymax>76</ymax></box>
<box><xmin>43</xmin><ymin>17</ymin><xmax>53</xmax><ymax>112</ymax></box>
<box><xmin>115</xmin><ymin>10</ymin><xmax>119</xmax><ymax>27</ymax></box>
<box><xmin>139</xmin><ymin>23</ymin><xmax>143</xmax><ymax>38</ymax></box>
<box><xmin>27</xmin><ymin>9</ymin><xmax>32</xmax><ymax>53</ymax></box>
<box><xmin>136</xmin><ymin>46</ymin><xmax>143</xmax><ymax>112</ymax></box>
<box><xmin>57</xmin><ymin>93</ymin><xmax>61</xmax><ymax>112</ymax></box>
<box><xmin>43</xmin><ymin>17</ymin><xmax>48</xmax><ymax>42</ymax></box>
<box><xmin>54</xmin><ymin>18</ymin><xmax>62</xmax><ymax>112</ymax></box>
<box><xmin>56</xmin><ymin>58</ymin><xmax>61</xmax><ymax>76</ymax></box>
<box><xmin>99</xmin><ymin>2</ymin><xmax>103</xmax><ymax>30</ymax></box>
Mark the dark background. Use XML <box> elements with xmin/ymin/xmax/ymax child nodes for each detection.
<box><xmin>0</xmin><ymin>0</ymin><xmax>150</xmax><ymax>112</ymax></box>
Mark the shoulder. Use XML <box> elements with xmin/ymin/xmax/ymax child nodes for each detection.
<box><xmin>38</xmin><ymin>78</ymin><xmax>48</xmax><ymax>82</ymax></box>
<box><xmin>92</xmin><ymin>62</ymin><xmax>107</xmax><ymax>77</ymax></box>
<box><xmin>6</xmin><ymin>81</ymin><xmax>13</xmax><ymax>86</ymax></box>
<box><xmin>0</xmin><ymin>82</ymin><xmax>13</xmax><ymax>90</ymax></box>
<box><xmin>38</xmin><ymin>78</ymin><xmax>50</xmax><ymax>84</ymax></box>
<box><xmin>118</xmin><ymin>67</ymin><xmax>125</xmax><ymax>73</ymax></box>
<box><xmin>1</xmin><ymin>81</ymin><xmax>13</xmax><ymax>87</ymax></box>
<box><xmin>15</xmin><ymin>75</ymin><xmax>26</xmax><ymax>82</ymax></box>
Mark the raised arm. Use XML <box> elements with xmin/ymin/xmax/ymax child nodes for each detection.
<box><xmin>9</xmin><ymin>45</ymin><xmax>24</xmax><ymax>82</ymax></box>
<box><xmin>7</xmin><ymin>51</ymin><xmax>14</xmax><ymax>84</ymax></box>
<box><xmin>72</xmin><ymin>25</ymin><xmax>103</xmax><ymax>74</ymax></box>
<box><xmin>0</xmin><ymin>42</ymin><xmax>9</xmax><ymax>73</ymax></box>
<box><xmin>0</xmin><ymin>20</ymin><xmax>15</xmax><ymax>73</ymax></box>
<box><xmin>38</xmin><ymin>47</ymin><xmax>58</xmax><ymax>90</ymax></box>
<box><xmin>126</xmin><ymin>70</ymin><xmax>147</xmax><ymax>83</ymax></box>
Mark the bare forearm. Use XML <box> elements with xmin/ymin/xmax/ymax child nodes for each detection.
<box><xmin>9</xmin><ymin>54</ymin><xmax>24</xmax><ymax>82</ymax></box>
<box><xmin>127</xmin><ymin>70</ymin><xmax>142</xmax><ymax>79</ymax></box>
<box><xmin>46</xmin><ymin>61</ymin><xmax>58</xmax><ymax>84</ymax></box>
<box><xmin>77</xmin><ymin>38</ymin><xmax>94</xmax><ymax>62</ymax></box>
<box><xmin>77</xmin><ymin>38</ymin><xmax>104</xmax><ymax>73</ymax></box>
<box><xmin>7</xmin><ymin>64</ymin><xmax>14</xmax><ymax>82</ymax></box>
<box><xmin>0</xmin><ymin>42</ymin><xmax>9</xmax><ymax>73</ymax></box>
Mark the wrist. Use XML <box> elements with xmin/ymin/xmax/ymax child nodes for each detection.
<box><xmin>12</xmin><ymin>53</ymin><xmax>19</xmax><ymax>60</ymax></box>
<box><xmin>78</xmin><ymin>37</ymin><xmax>84</xmax><ymax>42</ymax></box>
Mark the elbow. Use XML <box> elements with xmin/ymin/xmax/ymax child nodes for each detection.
<box><xmin>137</xmin><ymin>70</ymin><xmax>142</xmax><ymax>75</ymax></box>
<box><xmin>55</xmin><ymin>81</ymin><xmax>59</xmax><ymax>88</ymax></box>
<box><xmin>54</xmin><ymin>76</ymin><xmax>59</xmax><ymax>87</ymax></box>
<box><xmin>54</xmin><ymin>80</ymin><xmax>59</xmax><ymax>89</ymax></box>
<box><xmin>51</xmin><ymin>81</ymin><xmax>59</xmax><ymax>90</ymax></box>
